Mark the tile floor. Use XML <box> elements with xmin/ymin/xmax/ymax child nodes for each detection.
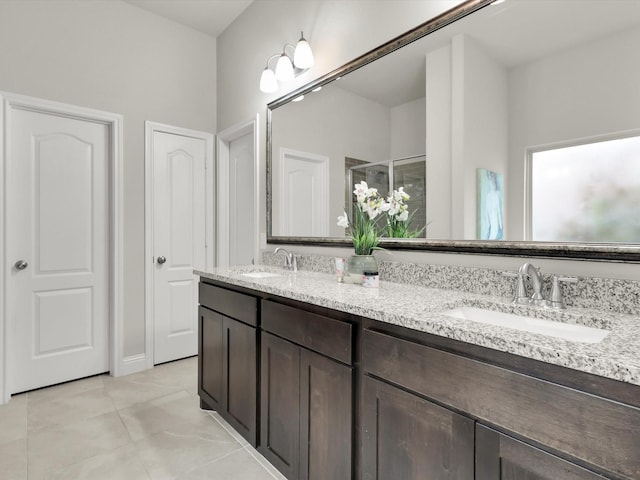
<box><xmin>0</xmin><ymin>357</ymin><xmax>286</xmax><ymax>480</ymax></box>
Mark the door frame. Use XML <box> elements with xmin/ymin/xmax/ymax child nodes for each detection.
<box><xmin>144</xmin><ymin>121</ymin><xmax>214</xmax><ymax>369</ymax></box>
<box><xmin>215</xmin><ymin>115</ymin><xmax>260</xmax><ymax>267</ymax></box>
<box><xmin>0</xmin><ymin>92</ymin><xmax>124</xmax><ymax>404</ymax></box>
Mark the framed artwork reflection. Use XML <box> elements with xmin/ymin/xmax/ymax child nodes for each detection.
<box><xmin>477</xmin><ymin>168</ymin><xmax>504</xmax><ymax>240</ymax></box>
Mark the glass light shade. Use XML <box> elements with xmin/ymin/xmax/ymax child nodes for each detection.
<box><xmin>294</xmin><ymin>36</ymin><xmax>314</xmax><ymax>69</ymax></box>
<box><xmin>259</xmin><ymin>67</ymin><xmax>278</xmax><ymax>93</ymax></box>
<box><xmin>275</xmin><ymin>54</ymin><xmax>294</xmax><ymax>82</ymax></box>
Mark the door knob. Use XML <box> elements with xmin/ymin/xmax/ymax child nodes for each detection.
<box><xmin>157</xmin><ymin>256</ymin><xmax>167</xmax><ymax>265</ymax></box>
<box><xmin>15</xmin><ymin>260</ymin><xmax>28</xmax><ymax>270</ymax></box>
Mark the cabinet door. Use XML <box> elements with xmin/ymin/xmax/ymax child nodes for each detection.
<box><xmin>224</xmin><ymin>317</ymin><xmax>257</xmax><ymax>445</ymax></box>
<box><xmin>476</xmin><ymin>425</ymin><xmax>609</xmax><ymax>480</ymax></box>
<box><xmin>260</xmin><ymin>333</ymin><xmax>300</xmax><ymax>480</ymax></box>
<box><xmin>198</xmin><ymin>307</ymin><xmax>223</xmax><ymax>409</ymax></box>
<box><xmin>362</xmin><ymin>376</ymin><xmax>474</xmax><ymax>480</ymax></box>
<box><xmin>300</xmin><ymin>349</ymin><xmax>352</xmax><ymax>480</ymax></box>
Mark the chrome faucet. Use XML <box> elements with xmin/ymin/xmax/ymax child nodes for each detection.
<box><xmin>274</xmin><ymin>247</ymin><xmax>298</xmax><ymax>272</ymax></box>
<box><xmin>504</xmin><ymin>263</ymin><xmax>578</xmax><ymax>309</ymax></box>
<box><xmin>518</xmin><ymin>263</ymin><xmax>547</xmax><ymax>307</ymax></box>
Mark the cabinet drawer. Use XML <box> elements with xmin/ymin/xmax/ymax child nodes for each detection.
<box><xmin>199</xmin><ymin>282</ymin><xmax>258</xmax><ymax>327</ymax></box>
<box><xmin>262</xmin><ymin>300</ymin><xmax>352</xmax><ymax>365</ymax></box>
<box><xmin>363</xmin><ymin>329</ymin><xmax>640</xmax><ymax>480</ymax></box>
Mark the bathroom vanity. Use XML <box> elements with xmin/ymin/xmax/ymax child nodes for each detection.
<box><xmin>196</xmin><ymin>267</ymin><xmax>639</xmax><ymax>480</ymax></box>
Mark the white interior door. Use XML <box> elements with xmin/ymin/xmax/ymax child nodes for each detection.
<box><xmin>229</xmin><ymin>132</ymin><xmax>255</xmax><ymax>265</ymax></box>
<box><xmin>216</xmin><ymin>116</ymin><xmax>259</xmax><ymax>269</ymax></box>
<box><xmin>7</xmin><ymin>107</ymin><xmax>110</xmax><ymax>393</ymax></box>
<box><xmin>152</xmin><ymin>129</ymin><xmax>208</xmax><ymax>365</ymax></box>
<box><xmin>279</xmin><ymin>148</ymin><xmax>329</xmax><ymax>236</ymax></box>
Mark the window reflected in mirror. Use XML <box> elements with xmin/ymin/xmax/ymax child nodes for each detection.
<box><xmin>530</xmin><ymin>133</ymin><xmax>640</xmax><ymax>243</ymax></box>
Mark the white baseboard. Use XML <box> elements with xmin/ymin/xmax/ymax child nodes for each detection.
<box><xmin>118</xmin><ymin>354</ymin><xmax>149</xmax><ymax>376</ymax></box>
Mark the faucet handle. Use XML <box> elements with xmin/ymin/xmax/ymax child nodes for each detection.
<box><xmin>548</xmin><ymin>275</ymin><xmax>578</xmax><ymax>309</ymax></box>
<box><xmin>502</xmin><ymin>271</ymin><xmax>529</xmax><ymax>305</ymax></box>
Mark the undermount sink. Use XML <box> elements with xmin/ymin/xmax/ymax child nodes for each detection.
<box><xmin>240</xmin><ymin>271</ymin><xmax>282</xmax><ymax>279</ymax></box>
<box><xmin>444</xmin><ymin>307</ymin><xmax>610</xmax><ymax>344</ymax></box>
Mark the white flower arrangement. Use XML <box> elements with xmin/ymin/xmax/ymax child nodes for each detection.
<box><xmin>384</xmin><ymin>186</ymin><xmax>424</xmax><ymax>238</ymax></box>
<box><xmin>338</xmin><ymin>182</ymin><xmax>423</xmax><ymax>253</ymax></box>
<box><xmin>337</xmin><ymin>181</ymin><xmax>386</xmax><ymax>255</ymax></box>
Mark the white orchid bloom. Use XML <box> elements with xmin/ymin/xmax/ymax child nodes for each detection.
<box><xmin>336</xmin><ymin>211</ymin><xmax>350</xmax><ymax>228</ymax></box>
<box><xmin>397</xmin><ymin>209</ymin><xmax>409</xmax><ymax>222</ymax></box>
<box><xmin>361</xmin><ymin>201</ymin><xmax>373</xmax><ymax>217</ymax></box>
<box><xmin>353</xmin><ymin>181</ymin><xmax>369</xmax><ymax>202</ymax></box>
<box><xmin>364</xmin><ymin>198</ymin><xmax>383</xmax><ymax>220</ymax></box>
<box><xmin>387</xmin><ymin>199</ymin><xmax>400</xmax><ymax>216</ymax></box>
<box><xmin>392</xmin><ymin>187</ymin><xmax>410</xmax><ymax>202</ymax></box>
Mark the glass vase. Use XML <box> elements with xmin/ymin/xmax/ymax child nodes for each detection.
<box><xmin>347</xmin><ymin>254</ymin><xmax>378</xmax><ymax>284</ymax></box>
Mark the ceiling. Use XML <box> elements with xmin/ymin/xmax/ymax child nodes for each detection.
<box><xmin>123</xmin><ymin>0</ymin><xmax>253</xmax><ymax>38</ymax></box>
<box><xmin>336</xmin><ymin>0</ymin><xmax>640</xmax><ymax>108</ymax></box>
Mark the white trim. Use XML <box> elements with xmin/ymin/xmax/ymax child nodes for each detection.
<box><xmin>216</xmin><ymin>115</ymin><xmax>260</xmax><ymax>267</ymax></box>
<box><xmin>0</xmin><ymin>96</ymin><xmax>5</xmax><ymax>403</ymax></box>
<box><xmin>121</xmin><ymin>354</ymin><xmax>148</xmax><ymax>376</ymax></box>
<box><xmin>144</xmin><ymin>121</ymin><xmax>214</xmax><ymax>370</ymax></box>
<box><xmin>0</xmin><ymin>92</ymin><xmax>123</xmax><ymax>403</ymax></box>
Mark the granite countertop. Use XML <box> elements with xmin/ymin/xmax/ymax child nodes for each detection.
<box><xmin>196</xmin><ymin>266</ymin><xmax>640</xmax><ymax>387</ymax></box>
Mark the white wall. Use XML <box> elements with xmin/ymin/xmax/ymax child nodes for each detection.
<box><xmin>390</xmin><ymin>98</ymin><xmax>426</xmax><ymax>159</ymax></box>
<box><xmin>426</xmin><ymin>35</ymin><xmax>508</xmax><ymax>241</ymax></box>
<box><xmin>0</xmin><ymin>0</ymin><xmax>217</xmax><ymax>357</ymax></box>
<box><xmin>457</xmin><ymin>35</ymin><xmax>509</xmax><ymax>239</ymax></box>
<box><xmin>218</xmin><ymin>0</ymin><xmax>639</xmax><ymax>281</ymax></box>
<box><xmin>426</xmin><ymin>45</ymin><xmax>453</xmax><ymax>239</ymax></box>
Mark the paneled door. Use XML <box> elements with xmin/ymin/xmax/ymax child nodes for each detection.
<box><xmin>150</xmin><ymin>126</ymin><xmax>210</xmax><ymax>364</ymax></box>
<box><xmin>7</xmin><ymin>106</ymin><xmax>110</xmax><ymax>393</ymax></box>
<box><xmin>278</xmin><ymin>148</ymin><xmax>329</xmax><ymax>237</ymax></box>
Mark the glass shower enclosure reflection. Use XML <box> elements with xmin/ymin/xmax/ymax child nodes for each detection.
<box><xmin>345</xmin><ymin>154</ymin><xmax>427</xmax><ymax>237</ymax></box>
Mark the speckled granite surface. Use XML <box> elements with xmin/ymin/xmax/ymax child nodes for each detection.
<box><xmin>262</xmin><ymin>252</ymin><xmax>640</xmax><ymax>315</ymax></box>
<box><xmin>197</xmin><ymin>265</ymin><xmax>640</xmax><ymax>387</ymax></box>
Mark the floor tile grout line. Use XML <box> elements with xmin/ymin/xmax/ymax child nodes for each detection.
<box><xmin>206</xmin><ymin>412</ymin><xmax>251</xmax><ymax>446</ymax></box>
<box><xmin>242</xmin><ymin>445</ymin><xmax>287</xmax><ymax>480</ymax></box>
<box><xmin>206</xmin><ymin>411</ymin><xmax>286</xmax><ymax>479</ymax></box>
<box><xmin>6</xmin><ymin>358</ymin><xmax>210</xmax><ymax>480</ymax></box>
<box><xmin>180</xmin><ymin>444</ymin><xmax>246</xmax><ymax>478</ymax></box>
<box><xmin>26</xmin><ymin>396</ymin><xmax>118</xmax><ymax>436</ymax></box>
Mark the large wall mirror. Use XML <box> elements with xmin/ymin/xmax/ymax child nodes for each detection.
<box><xmin>267</xmin><ymin>0</ymin><xmax>640</xmax><ymax>261</ymax></box>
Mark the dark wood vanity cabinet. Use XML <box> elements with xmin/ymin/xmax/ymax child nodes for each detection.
<box><xmin>198</xmin><ymin>279</ymin><xmax>639</xmax><ymax>480</ymax></box>
<box><xmin>362</xmin><ymin>326</ymin><xmax>640</xmax><ymax>480</ymax></box>
<box><xmin>199</xmin><ymin>306</ymin><xmax>223</xmax><ymax>407</ymax></box>
<box><xmin>259</xmin><ymin>300</ymin><xmax>353</xmax><ymax>480</ymax></box>
<box><xmin>198</xmin><ymin>282</ymin><xmax>258</xmax><ymax>446</ymax></box>
<box><xmin>475</xmin><ymin>424</ymin><xmax>610</xmax><ymax>480</ymax></box>
<box><xmin>362</xmin><ymin>375</ymin><xmax>474</xmax><ymax>479</ymax></box>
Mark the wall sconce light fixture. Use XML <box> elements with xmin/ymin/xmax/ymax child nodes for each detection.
<box><xmin>260</xmin><ymin>31</ymin><xmax>314</xmax><ymax>93</ymax></box>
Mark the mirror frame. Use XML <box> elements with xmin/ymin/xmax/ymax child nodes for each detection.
<box><xmin>266</xmin><ymin>0</ymin><xmax>640</xmax><ymax>263</ymax></box>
